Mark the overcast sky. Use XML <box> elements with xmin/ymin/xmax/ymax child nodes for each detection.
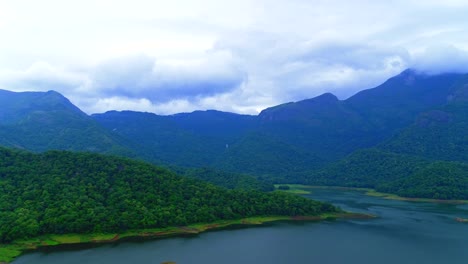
<box><xmin>1</xmin><ymin>0</ymin><xmax>468</xmax><ymax>115</ymax></box>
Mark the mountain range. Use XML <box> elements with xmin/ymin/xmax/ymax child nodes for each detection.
<box><xmin>0</xmin><ymin>69</ymin><xmax>467</xmax><ymax>199</ymax></box>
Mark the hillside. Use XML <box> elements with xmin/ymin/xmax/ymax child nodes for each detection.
<box><xmin>305</xmin><ymin>148</ymin><xmax>468</xmax><ymax>199</ymax></box>
<box><xmin>380</xmin><ymin>80</ymin><xmax>468</xmax><ymax>162</ymax></box>
<box><xmin>306</xmin><ymin>77</ymin><xmax>468</xmax><ymax>199</ymax></box>
<box><xmin>93</xmin><ymin>70</ymin><xmax>467</xmax><ymax>180</ymax></box>
<box><xmin>377</xmin><ymin>161</ymin><xmax>468</xmax><ymax>199</ymax></box>
<box><xmin>174</xmin><ymin>167</ymin><xmax>274</xmax><ymax>191</ymax></box>
<box><xmin>0</xmin><ymin>147</ymin><xmax>338</xmax><ymax>243</ymax></box>
<box><xmin>304</xmin><ymin>149</ymin><xmax>430</xmax><ymax>188</ymax></box>
<box><xmin>92</xmin><ymin>110</ymin><xmax>228</xmax><ymax>167</ymax></box>
<box><xmin>1</xmin><ymin>69</ymin><xmax>467</xmax><ymax>200</ymax></box>
<box><xmin>0</xmin><ymin>89</ymin><xmax>133</xmax><ymax>156</ymax></box>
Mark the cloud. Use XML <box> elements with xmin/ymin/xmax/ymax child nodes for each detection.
<box><xmin>213</xmin><ymin>32</ymin><xmax>410</xmax><ymax>103</ymax></box>
<box><xmin>0</xmin><ymin>62</ymin><xmax>87</xmax><ymax>92</ymax></box>
<box><xmin>410</xmin><ymin>45</ymin><xmax>468</xmax><ymax>74</ymax></box>
<box><xmin>90</xmin><ymin>52</ymin><xmax>246</xmax><ymax>102</ymax></box>
<box><xmin>0</xmin><ymin>52</ymin><xmax>248</xmax><ymax>114</ymax></box>
<box><xmin>1</xmin><ymin>0</ymin><xmax>468</xmax><ymax>115</ymax></box>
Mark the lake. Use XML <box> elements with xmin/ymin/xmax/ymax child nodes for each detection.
<box><xmin>13</xmin><ymin>189</ymin><xmax>468</xmax><ymax>264</ymax></box>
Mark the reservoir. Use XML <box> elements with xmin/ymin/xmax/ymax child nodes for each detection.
<box><xmin>13</xmin><ymin>189</ymin><xmax>468</xmax><ymax>264</ymax></box>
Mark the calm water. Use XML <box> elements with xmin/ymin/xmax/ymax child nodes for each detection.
<box><xmin>14</xmin><ymin>189</ymin><xmax>468</xmax><ymax>264</ymax></box>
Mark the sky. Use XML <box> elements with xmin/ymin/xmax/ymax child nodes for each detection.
<box><xmin>1</xmin><ymin>0</ymin><xmax>468</xmax><ymax>115</ymax></box>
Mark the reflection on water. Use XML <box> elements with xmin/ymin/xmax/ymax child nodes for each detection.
<box><xmin>14</xmin><ymin>189</ymin><xmax>468</xmax><ymax>264</ymax></box>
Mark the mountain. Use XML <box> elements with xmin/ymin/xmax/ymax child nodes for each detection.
<box><xmin>255</xmin><ymin>70</ymin><xmax>463</xmax><ymax>160</ymax></box>
<box><xmin>0</xmin><ymin>147</ymin><xmax>337</xmax><ymax>242</ymax></box>
<box><xmin>306</xmin><ymin>74</ymin><xmax>468</xmax><ymax>199</ymax></box>
<box><xmin>380</xmin><ymin>78</ymin><xmax>468</xmax><ymax>162</ymax></box>
<box><xmin>1</xmin><ymin>69</ymin><xmax>467</xmax><ymax>199</ymax></box>
<box><xmin>93</xmin><ymin>69</ymin><xmax>468</xmax><ymax>181</ymax></box>
<box><xmin>92</xmin><ymin>110</ymin><xmax>253</xmax><ymax>167</ymax></box>
<box><xmin>170</xmin><ymin>110</ymin><xmax>257</xmax><ymax>139</ymax></box>
<box><xmin>0</xmin><ymin>89</ymin><xmax>133</xmax><ymax>155</ymax></box>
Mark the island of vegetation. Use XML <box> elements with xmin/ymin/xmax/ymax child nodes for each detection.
<box><xmin>0</xmin><ymin>147</ymin><xmax>372</xmax><ymax>263</ymax></box>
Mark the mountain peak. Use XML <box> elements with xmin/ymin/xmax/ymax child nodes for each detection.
<box><xmin>299</xmin><ymin>92</ymin><xmax>339</xmax><ymax>105</ymax></box>
<box><xmin>0</xmin><ymin>89</ymin><xmax>86</xmax><ymax>125</ymax></box>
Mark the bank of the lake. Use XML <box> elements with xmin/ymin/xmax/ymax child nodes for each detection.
<box><xmin>0</xmin><ymin>212</ymin><xmax>373</xmax><ymax>263</ymax></box>
<box><xmin>13</xmin><ymin>188</ymin><xmax>468</xmax><ymax>264</ymax></box>
<box><xmin>275</xmin><ymin>185</ymin><xmax>468</xmax><ymax>204</ymax></box>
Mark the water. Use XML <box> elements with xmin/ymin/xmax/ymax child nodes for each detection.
<box><xmin>13</xmin><ymin>189</ymin><xmax>468</xmax><ymax>264</ymax></box>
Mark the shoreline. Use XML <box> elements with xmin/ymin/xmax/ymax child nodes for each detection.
<box><xmin>276</xmin><ymin>185</ymin><xmax>468</xmax><ymax>204</ymax></box>
<box><xmin>0</xmin><ymin>212</ymin><xmax>375</xmax><ymax>263</ymax></box>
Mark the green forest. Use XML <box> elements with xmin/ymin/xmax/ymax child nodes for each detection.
<box><xmin>0</xmin><ymin>147</ymin><xmax>338</xmax><ymax>243</ymax></box>
<box><xmin>306</xmin><ymin>149</ymin><xmax>468</xmax><ymax>200</ymax></box>
<box><xmin>174</xmin><ymin>167</ymin><xmax>274</xmax><ymax>191</ymax></box>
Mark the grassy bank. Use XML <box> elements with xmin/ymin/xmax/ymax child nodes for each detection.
<box><xmin>274</xmin><ymin>184</ymin><xmax>312</xmax><ymax>194</ymax></box>
<box><xmin>0</xmin><ymin>212</ymin><xmax>373</xmax><ymax>263</ymax></box>
<box><xmin>365</xmin><ymin>189</ymin><xmax>468</xmax><ymax>204</ymax></box>
<box><xmin>278</xmin><ymin>184</ymin><xmax>468</xmax><ymax>204</ymax></box>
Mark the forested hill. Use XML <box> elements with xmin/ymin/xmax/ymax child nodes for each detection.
<box><xmin>0</xmin><ymin>147</ymin><xmax>337</xmax><ymax>242</ymax></box>
<box><xmin>0</xmin><ymin>89</ymin><xmax>133</xmax><ymax>156</ymax></box>
<box><xmin>304</xmin><ymin>80</ymin><xmax>468</xmax><ymax>200</ymax></box>
<box><xmin>305</xmin><ymin>149</ymin><xmax>468</xmax><ymax>200</ymax></box>
<box><xmin>174</xmin><ymin>167</ymin><xmax>274</xmax><ymax>191</ymax></box>
<box><xmin>1</xmin><ymin>70</ymin><xmax>466</xmax><ymax>183</ymax></box>
<box><xmin>93</xmin><ymin>70</ymin><xmax>467</xmax><ymax>179</ymax></box>
<box><xmin>1</xmin><ymin>70</ymin><xmax>467</xmax><ymax>200</ymax></box>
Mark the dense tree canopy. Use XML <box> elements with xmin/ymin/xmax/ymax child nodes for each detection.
<box><xmin>0</xmin><ymin>147</ymin><xmax>337</xmax><ymax>243</ymax></box>
<box><xmin>305</xmin><ymin>149</ymin><xmax>468</xmax><ymax>200</ymax></box>
<box><xmin>174</xmin><ymin>167</ymin><xmax>274</xmax><ymax>191</ymax></box>
<box><xmin>377</xmin><ymin>162</ymin><xmax>468</xmax><ymax>200</ymax></box>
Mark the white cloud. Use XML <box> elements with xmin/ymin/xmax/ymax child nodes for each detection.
<box><xmin>1</xmin><ymin>0</ymin><xmax>468</xmax><ymax>114</ymax></box>
<box><xmin>411</xmin><ymin>45</ymin><xmax>468</xmax><ymax>74</ymax></box>
<box><xmin>0</xmin><ymin>62</ymin><xmax>87</xmax><ymax>92</ymax></box>
<box><xmin>90</xmin><ymin>51</ymin><xmax>245</xmax><ymax>102</ymax></box>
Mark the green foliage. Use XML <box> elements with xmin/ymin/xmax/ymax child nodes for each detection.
<box><xmin>306</xmin><ymin>149</ymin><xmax>430</xmax><ymax>188</ymax></box>
<box><xmin>377</xmin><ymin>162</ymin><xmax>468</xmax><ymax>199</ymax></box>
<box><xmin>214</xmin><ymin>132</ymin><xmax>324</xmax><ymax>182</ymax></box>
<box><xmin>175</xmin><ymin>167</ymin><xmax>274</xmax><ymax>191</ymax></box>
<box><xmin>309</xmin><ymin>148</ymin><xmax>468</xmax><ymax>199</ymax></box>
<box><xmin>381</xmin><ymin>103</ymin><xmax>468</xmax><ymax>162</ymax></box>
<box><xmin>0</xmin><ymin>147</ymin><xmax>337</xmax><ymax>243</ymax></box>
<box><xmin>0</xmin><ymin>90</ymin><xmax>134</xmax><ymax>156</ymax></box>
<box><xmin>92</xmin><ymin>110</ymin><xmax>255</xmax><ymax>168</ymax></box>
